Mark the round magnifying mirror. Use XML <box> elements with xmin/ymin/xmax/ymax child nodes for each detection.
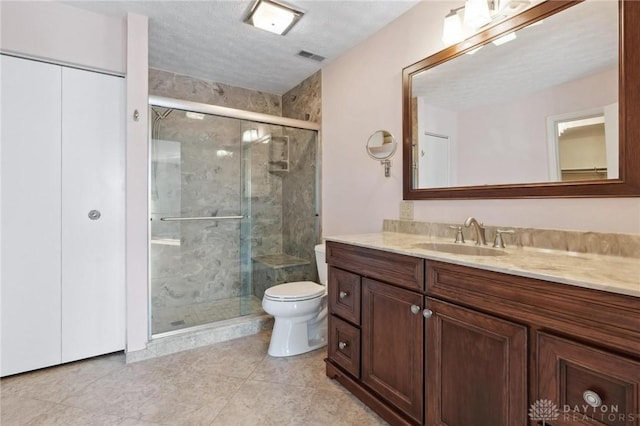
<box><xmin>366</xmin><ymin>130</ymin><xmax>397</xmax><ymax>160</ymax></box>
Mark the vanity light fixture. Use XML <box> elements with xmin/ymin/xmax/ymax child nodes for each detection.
<box><xmin>441</xmin><ymin>0</ymin><xmax>531</xmax><ymax>46</ymax></box>
<box><xmin>464</xmin><ymin>0</ymin><xmax>491</xmax><ymax>29</ymax></box>
<box><xmin>245</xmin><ymin>0</ymin><xmax>304</xmax><ymax>36</ymax></box>
<box><xmin>442</xmin><ymin>7</ymin><xmax>465</xmax><ymax>46</ymax></box>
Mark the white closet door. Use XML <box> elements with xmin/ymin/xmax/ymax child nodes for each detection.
<box><xmin>60</xmin><ymin>68</ymin><xmax>125</xmax><ymax>362</ymax></box>
<box><xmin>1</xmin><ymin>55</ymin><xmax>63</xmax><ymax>376</ymax></box>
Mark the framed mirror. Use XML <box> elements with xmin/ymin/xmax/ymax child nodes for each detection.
<box><xmin>402</xmin><ymin>0</ymin><xmax>640</xmax><ymax>199</ymax></box>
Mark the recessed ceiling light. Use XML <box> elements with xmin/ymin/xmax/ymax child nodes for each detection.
<box><xmin>245</xmin><ymin>0</ymin><xmax>304</xmax><ymax>36</ymax></box>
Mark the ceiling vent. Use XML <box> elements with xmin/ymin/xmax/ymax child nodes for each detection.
<box><xmin>297</xmin><ymin>50</ymin><xmax>325</xmax><ymax>62</ymax></box>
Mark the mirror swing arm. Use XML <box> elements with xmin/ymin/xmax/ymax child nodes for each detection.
<box><xmin>402</xmin><ymin>0</ymin><xmax>640</xmax><ymax>199</ymax></box>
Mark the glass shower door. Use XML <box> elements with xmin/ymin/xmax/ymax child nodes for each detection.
<box><xmin>149</xmin><ymin>102</ymin><xmax>319</xmax><ymax>338</ymax></box>
<box><xmin>149</xmin><ymin>107</ymin><xmax>257</xmax><ymax>336</ymax></box>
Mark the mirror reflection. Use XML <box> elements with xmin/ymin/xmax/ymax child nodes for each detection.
<box><xmin>410</xmin><ymin>0</ymin><xmax>618</xmax><ymax>189</ymax></box>
<box><xmin>367</xmin><ymin>130</ymin><xmax>397</xmax><ymax>178</ymax></box>
<box><xmin>367</xmin><ymin>130</ymin><xmax>397</xmax><ymax>160</ymax></box>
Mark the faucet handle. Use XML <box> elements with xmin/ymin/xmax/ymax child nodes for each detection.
<box><xmin>493</xmin><ymin>229</ymin><xmax>515</xmax><ymax>248</ymax></box>
<box><xmin>449</xmin><ymin>226</ymin><xmax>465</xmax><ymax>244</ymax></box>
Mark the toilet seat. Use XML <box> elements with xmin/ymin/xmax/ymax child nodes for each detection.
<box><xmin>264</xmin><ymin>281</ymin><xmax>325</xmax><ymax>302</ymax></box>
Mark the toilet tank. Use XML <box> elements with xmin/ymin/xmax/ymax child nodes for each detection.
<box><xmin>314</xmin><ymin>243</ymin><xmax>328</xmax><ymax>285</ymax></box>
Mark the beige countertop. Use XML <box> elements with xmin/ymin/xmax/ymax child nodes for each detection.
<box><xmin>325</xmin><ymin>232</ymin><xmax>640</xmax><ymax>298</ymax></box>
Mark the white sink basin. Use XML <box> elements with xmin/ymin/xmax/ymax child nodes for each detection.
<box><xmin>411</xmin><ymin>242</ymin><xmax>506</xmax><ymax>256</ymax></box>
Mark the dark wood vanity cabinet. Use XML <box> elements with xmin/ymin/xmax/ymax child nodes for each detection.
<box><xmin>427</xmin><ymin>261</ymin><xmax>640</xmax><ymax>426</ymax></box>
<box><xmin>536</xmin><ymin>332</ymin><xmax>640</xmax><ymax>426</ymax></box>
<box><xmin>425</xmin><ymin>297</ymin><xmax>527</xmax><ymax>426</ymax></box>
<box><xmin>362</xmin><ymin>278</ymin><xmax>424</xmax><ymax>423</ymax></box>
<box><xmin>325</xmin><ymin>242</ymin><xmax>640</xmax><ymax>426</ymax></box>
<box><xmin>326</xmin><ymin>242</ymin><xmax>425</xmax><ymax>426</ymax></box>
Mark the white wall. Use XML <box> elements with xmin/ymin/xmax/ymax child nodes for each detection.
<box><xmin>322</xmin><ymin>1</ymin><xmax>640</xmax><ymax>235</ymax></box>
<box><xmin>455</xmin><ymin>68</ymin><xmax>616</xmax><ymax>186</ymax></box>
<box><xmin>125</xmin><ymin>13</ymin><xmax>150</xmax><ymax>353</ymax></box>
<box><xmin>0</xmin><ymin>1</ymin><xmax>126</xmax><ymax>75</ymax></box>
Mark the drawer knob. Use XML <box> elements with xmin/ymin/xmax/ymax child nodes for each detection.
<box><xmin>423</xmin><ymin>308</ymin><xmax>433</xmax><ymax>318</ymax></box>
<box><xmin>410</xmin><ymin>304</ymin><xmax>421</xmax><ymax>314</ymax></box>
<box><xmin>339</xmin><ymin>291</ymin><xmax>349</xmax><ymax>299</ymax></box>
<box><xmin>338</xmin><ymin>341</ymin><xmax>348</xmax><ymax>350</ymax></box>
<box><xmin>583</xmin><ymin>390</ymin><xmax>603</xmax><ymax>408</ymax></box>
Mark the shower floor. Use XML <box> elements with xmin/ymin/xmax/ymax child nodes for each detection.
<box><xmin>152</xmin><ymin>295</ymin><xmax>264</xmax><ymax>335</ymax></box>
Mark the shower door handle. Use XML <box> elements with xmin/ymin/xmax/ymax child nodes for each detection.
<box><xmin>159</xmin><ymin>216</ymin><xmax>244</xmax><ymax>221</ymax></box>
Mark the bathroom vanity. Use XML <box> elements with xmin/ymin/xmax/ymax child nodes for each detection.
<box><xmin>324</xmin><ymin>236</ymin><xmax>640</xmax><ymax>426</ymax></box>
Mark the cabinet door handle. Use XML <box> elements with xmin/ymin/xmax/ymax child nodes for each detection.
<box><xmin>423</xmin><ymin>308</ymin><xmax>433</xmax><ymax>318</ymax></box>
<box><xmin>339</xmin><ymin>291</ymin><xmax>349</xmax><ymax>299</ymax></box>
<box><xmin>338</xmin><ymin>341</ymin><xmax>348</xmax><ymax>350</ymax></box>
<box><xmin>583</xmin><ymin>390</ymin><xmax>603</xmax><ymax>408</ymax></box>
<box><xmin>410</xmin><ymin>304</ymin><xmax>421</xmax><ymax>314</ymax></box>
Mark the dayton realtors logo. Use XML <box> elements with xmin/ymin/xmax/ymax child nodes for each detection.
<box><xmin>529</xmin><ymin>399</ymin><xmax>639</xmax><ymax>423</ymax></box>
<box><xmin>528</xmin><ymin>399</ymin><xmax>560</xmax><ymax>425</ymax></box>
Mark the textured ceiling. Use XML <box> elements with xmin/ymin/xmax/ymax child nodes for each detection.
<box><xmin>66</xmin><ymin>0</ymin><xmax>420</xmax><ymax>95</ymax></box>
<box><xmin>412</xmin><ymin>0</ymin><xmax>618</xmax><ymax>111</ymax></box>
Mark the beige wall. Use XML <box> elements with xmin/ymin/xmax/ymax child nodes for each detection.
<box><xmin>321</xmin><ymin>1</ymin><xmax>640</xmax><ymax>236</ymax></box>
<box><xmin>0</xmin><ymin>1</ymin><xmax>126</xmax><ymax>75</ymax></box>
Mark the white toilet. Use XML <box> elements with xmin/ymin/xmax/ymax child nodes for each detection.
<box><xmin>262</xmin><ymin>243</ymin><xmax>328</xmax><ymax>357</ymax></box>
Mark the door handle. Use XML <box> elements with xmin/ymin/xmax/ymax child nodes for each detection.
<box><xmin>88</xmin><ymin>210</ymin><xmax>101</xmax><ymax>220</ymax></box>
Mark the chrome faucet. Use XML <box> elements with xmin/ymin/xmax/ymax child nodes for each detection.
<box><xmin>464</xmin><ymin>217</ymin><xmax>487</xmax><ymax>245</ymax></box>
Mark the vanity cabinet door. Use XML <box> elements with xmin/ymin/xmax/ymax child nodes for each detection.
<box><xmin>361</xmin><ymin>278</ymin><xmax>424</xmax><ymax>423</ymax></box>
<box><xmin>425</xmin><ymin>297</ymin><xmax>527</xmax><ymax>426</ymax></box>
<box><xmin>536</xmin><ymin>332</ymin><xmax>640</xmax><ymax>426</ymax></box>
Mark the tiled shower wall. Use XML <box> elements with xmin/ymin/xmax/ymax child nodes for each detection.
<box><xmin>149</xmin><ymin>69</ymin><xmax>321</xmax><ymax>315</ymax></box>
<box><xmin>282</xmin><ymin>72</ymin><xmax>322</xmax><ymax>282</ymax></box>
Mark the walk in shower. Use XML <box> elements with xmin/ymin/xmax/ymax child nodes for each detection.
<box><xmin>149</xmin><ymin>96</ymin><xmax>320</xmax><ymax>337</ymax></box>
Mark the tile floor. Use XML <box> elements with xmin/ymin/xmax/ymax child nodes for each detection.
<box><xmin>1</xmin><ymin>331</ymin><xmax>387</xmax><ymax>425</ymax></box>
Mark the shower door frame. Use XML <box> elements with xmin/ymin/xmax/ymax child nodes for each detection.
<box><xmin>147</xmin><ymin>95</ymin><xmax>320</xmax><ymax>339</ymax></box>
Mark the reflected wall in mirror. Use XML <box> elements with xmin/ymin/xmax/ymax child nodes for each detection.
<box><xmin>402</xmin><ymin>0</ymin><xmax>640</xmax><ymax>199</ymax></box>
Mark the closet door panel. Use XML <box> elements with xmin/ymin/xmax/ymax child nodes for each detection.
<box><xmin>1</xmin><ymin>56</ymin><xmax>63</xmax><ymax>376</ymax></box>
<box><xmin>61</xmin><ymin>68</ymin><xmax>125</xmax><ymax>362</ymax></box>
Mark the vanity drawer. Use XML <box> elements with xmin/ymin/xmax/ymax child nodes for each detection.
<box><xmin>536</xmin><ymin>332</ymin><xmax>640</xmax><ymax>426</ymax></box>
<box><xmin>427</xmin><ymin>261</ymin><xmax>640</xmax><ymax>357</ymax></box>
<box><xmin>328</xmin><ymin>266</ymin><xmax>361</xmax><ymax>325</ymax></box>
<box><xmin>329</xmin><ymin>315</ymin><xmax>361</xmax><ymax>378</ymax></box>
<box><xmin>326</xmin><ymin>241</ymin><xmax>424</xmax><ymax>292</ymax></box>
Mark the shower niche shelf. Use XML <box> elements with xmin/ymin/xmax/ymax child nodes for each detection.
<box><xmin>268</xmin><ymin>135</ymin><xmax>289</xmax><ymax>173</ymax></box>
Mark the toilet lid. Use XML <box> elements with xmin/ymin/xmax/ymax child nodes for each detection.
<box><xmin>264</xmin><ymin>281</ymin><xmax>325</xmax><ymax>301</ymax></box>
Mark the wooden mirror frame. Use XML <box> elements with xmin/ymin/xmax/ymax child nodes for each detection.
<box><xmin>402</xmin><ymin>0</ymin><xmax>640</xmax><ymax>199</ymax></box>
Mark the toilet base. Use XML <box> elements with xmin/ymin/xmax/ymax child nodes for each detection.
<box><xmin>267</xmin><ymin>314</ymin><xmax>327</xmax><ymax>357</ymax></box>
